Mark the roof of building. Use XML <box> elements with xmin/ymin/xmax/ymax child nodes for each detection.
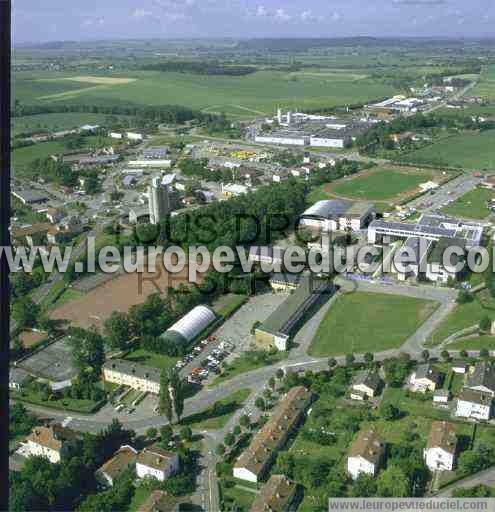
<box><xmin>414</xmin><ymin>364</ymin><xmax>442</xmax><ymax>384</ymax></box>
<box><xmin>9</xmin><ymin>367</ymin><xmax>31</xmax><ymax>385</ymax></box>
<box><xmin>269</xmin><ymin>272</ymin><xmax>304</xmax><ymax>286</ymax></box>
<box><xmin>466</xmin><ymin>362</ymin><xmax>495</xmax><ymax>393</ymax></box>
<box><xmin>103</xmin><ymin>359</ymin><xmax>161</xmax><ymax>384</ymax></box>
<box><xmin>427</xmin><ymin>421</ymin><xmax>457</xmax><ymax>454</ymax></box>
<box><xmin>458</xmin><ymin>388</ymin><xmax>493</xmax><ymax>406</ymax></box>
<box><xmin>349</xmin><ymin>429</ymin><xmax>385</xmax><ymax>465</ymax></box>
<box><xmin>434</xmin><ymin>389</ymin><xmax>450</xmax><ymax>397</ymax></box>
<box><xmin>98</xmin><ymin>445</ymin><xmax>138</xmax><ymax>482</ymax></box>
<box><xmin>234</xmin><ymin>387</ymin><xmax>312</xmax><ymax>478</ymax></box>
<box><xmin>136</xmin><ymin>445</ymin><xmax>178</xmax><ymax>472</ymax></box>
<box><xmin>353</xmin><ymin>370</ymin><xmax>381</xmax><ymax>392</ymax></box>
<box><xmin>428</xmin><ymin>237</ymin><xmax>466</xmax><ymax>265</ymax></box>
<box><xmin>164</xmin><ymin>305</ymin><xmax>217</xmax><ymax>343</ymax></box>
<box><xmin>12</xmin><ymin>189</ymin><xmax>49</xmax><ymax>204</ymax></box>
<box><xmin>12</xmin><ymin>222</ymin><xmax>53</xmax><ymax>239</ymax></box>
<box><xmin>301</xmin><ymin>200</ymin><xmax>372</xmax><ymax>220</ymax></box>
<box><xmin>26</xmin><ymin>425</ymin><xmax>76</xmax><ymax>452</ymax></box>
<box><xmin>250</xmin><ymin>475</ymin><xmax>297</xmax><ymax>512</ymax></box>
<box><xmin>258</xmin><ymin>275</ymin><xmax>333</xmax><ymax>337</ymax></box>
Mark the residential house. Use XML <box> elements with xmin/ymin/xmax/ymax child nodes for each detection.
<box><xmin>410</xmin><ymin>364</ymin><xmax>442</xmax><ymax>393</ymax></box>
<box><xmin>456</xmin><ymin>389</ymin><xmax>492</xmax><ymax>421</ymax></box>
<box><xmin>465</xmin><ymin>362</ymin><xmax>495</xmax><ymax>397</ymax></box>
<box><xmin>97</xmin><ymin>445</ymin><xmax>138</xmax><ymax>486</ymax></box>
<box><xmin>136</xmin><ymin>445</ymin><xmax>180</xmax><ymax>482</ymax></box>
<box><xmin>24</xmin><ymin>425</ymin><xmax>76</xmax><ymax>464</ymax></box>
<box><xmin>452</xmin><ymin>362</ymin><xmax>469</xmax><ymax>374</ymax></box>
<box><xmin>347</xmin><ymin>429</ymin><xmax>385</xmax><ymax>480</ymax></box>
<box><xmin>250</xmin><ymin>475</ymin><xmax>298</xmax><ymax>512</ymax></box>
<box><xmin>423</xmin><ymin>421</ymin><xmax>457</xmax><ymax>472</ymax></box>
<box><xmin>350</xmin><ymin>370</ymin><xmax>381</xmax><ymax>400</ymax></box>
<box><xmin>102</xmin><ymin>359</ymin><xmax>161</xmax><ymax>394</ymax></box>
<box><xmin>233</xmin><ymin>386</ymin><xmax>313</xmax><ymax>483</ymax></box>
<box><xmin>45</xmin><ymin>208</ymin><xmax>64</xmax><ymax>224</ymax></box>
<box><xmin>433</xmin><ymin>389</ymin><xmax>450</xmax><ymax>404</ymax></box>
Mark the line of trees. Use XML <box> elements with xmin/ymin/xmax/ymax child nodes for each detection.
<box><xmin>140</xmin><ymin>61</ymin><xmax>258</xmax><ymax>76</ymax></box>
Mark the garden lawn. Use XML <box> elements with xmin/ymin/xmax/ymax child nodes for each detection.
<box><xmin>441</xmin><ymin>187</ymin><xmax>495</xmax><ymax>219</ymax></box>
<box><xmin>124</xmin><ymin>348</ymin><xmax>178</xmax><ymax>373</ymax></box>
<box><xmin>181</xmin><ymin>389</ymin><xmax>251</xmax><ymax>430</ymax></box>
<box><xmin>308</xmin><ymin>292</ymin><xmax>438</xmax><ymax>357</ymax></box>
<box><xmin>13</xmin><ymin>389</ymin><xmax>104</xmax><ymax>414</ymax></box>
<box><xmin>450</xmin><ymin>335</ymin><xmax>495</xmax><ymax>352</ymax></box>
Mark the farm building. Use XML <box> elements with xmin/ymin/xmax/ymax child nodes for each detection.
<box><xmin>300</xmin><ymin>199</ymin><xmax>375</xmax><ymax>233</ymax></box>
<box><xmin>160</xmin><ymin>306</ymin><xmax>217</xmax><ymax>346</ymax></box>
<box><xmin>255</xmin><ymin>275</ymin><xmax>334</xmax><ymax>351</ymax></box>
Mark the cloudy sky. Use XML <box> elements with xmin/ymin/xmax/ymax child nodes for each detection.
<box><xmin>13</xmin><ymin>0</ymin><xmax>495</xmax><ymax>43</ymax></box>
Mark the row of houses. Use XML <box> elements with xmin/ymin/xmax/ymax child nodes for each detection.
<box><xmin>23</xmin><ymin>425</ymin><xmax>179</xmax><ymax>483</ymax></box>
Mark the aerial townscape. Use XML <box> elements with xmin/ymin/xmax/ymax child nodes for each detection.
<box><xmin>7</xmin><ymin>24</ymin><xmax>495</xmax><ymax>512</ymax></box>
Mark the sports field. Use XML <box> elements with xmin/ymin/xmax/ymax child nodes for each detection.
<box><xmin>309</xmin><ymin>167</ymin><xmax>439</xmax><ymax>210</ymax></box>
<box><xmin>404</xmin><ymin>130</ymin><xmax>495</xmax><ymax>169</ymax></box>
<box><xmin>308</xmin><ymin>291</ymin><xmax>438</xmax><ymax>357</ymax></box>
<box><xmin>441</xmin><ymin>187</ymin><xmax>495</xmax><ymax>219</ymax></box>
<box><xmin>14</xmin><ymin>70</ymin><xmax>397</xmax><ymax>119</ymax></box>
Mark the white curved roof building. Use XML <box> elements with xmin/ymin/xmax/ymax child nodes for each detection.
<box><xmin>167</xmin><ymin>306</ymin><xmax>217</xmax><ymax>342</ymax></box>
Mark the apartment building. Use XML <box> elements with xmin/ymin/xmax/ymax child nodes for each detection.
<box><xmin>102</xmin><ymin>359</ymin><xmax>161</xmax><ymax>394</ymax></box>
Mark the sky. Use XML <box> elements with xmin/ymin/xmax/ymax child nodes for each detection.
<box><xmin>13</xmin><ymin>0</ymin><xmax>495</xmax><ymax>44</ymax></box>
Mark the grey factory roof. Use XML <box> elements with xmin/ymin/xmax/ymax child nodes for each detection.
<box><xmin>143</xmin><ymin>147</ymin><xmax>169</xmax><ymax>158</ymax></box>
<box><xmin>12</xmin><ymin>189</ymin><xmax>49</xmax><ymax>204</ymax></box>
<box><xmin>301</xmin><ymin>200</ymin><xmax>372</xmax><ymax>220</ymax></box>
<box><xmin>458</xmin><ymin>388</ymin><xmax>493</xmax><ymax>406</ymax></box>
<box><xmin>103</xmin><ymin>358</ymin><xmax>161</xmax><ymax>384</ymax></box>
<box><xmin>79</xmin><ymin>155</ymin><xmax>120</xmax><ymax>165</ymax></box>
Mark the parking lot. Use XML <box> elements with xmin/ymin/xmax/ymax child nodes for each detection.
<box><xmin>17</xmin><ymin>337</ymin><xmax>78</xmax><ymax>383</ymax></box>
<box><xmin>176</xmin><ymin>291</ymin><xmax>289</xmax><ymax>386</ymax></box>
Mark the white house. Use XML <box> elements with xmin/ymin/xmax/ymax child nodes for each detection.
<box><xmin>126</xmin><ymin>132</ymin><xmax>144</xmax><ymax>141</ymax></box>
<box><xmin>350</xmin><ymin>370</ymin><xmax>381</xmax><ymax>401</ymax></box>
<box><xmin>456</xmin><ymin>389</ymin><xmax>492</xmax><ymax>421</ymax></box>
<box><xmin>433</xmin><ymin>389</ymin><xmax>450</xmax><ymax>404</ymax></box>
<box><xmin>423</xmin><ymin>421</ymin><xmax>457</xmax><ymax>472</ymax></box>
<box><xmin>109</xmin><ymin>132</ymin><xmax>123</xmax><ymax>139</ymax></box>
<box><xmin>409</xmin><ymin>364</ymin><xmax>442</xmax><ymax>393</ymax></box>
<box><xmin>136</xmin><ymin>446</ymin><xmax>179</xmax><ymax>482</ymax></box>
<box><xmin>347</xmin><ymin>430</ymin><xmax>385</xmax><ymax>480</ymax></box>
<box><xmin>24</xmin><ymin>425</ymin><xmax>75</xmax><ymax>464</ymax></box>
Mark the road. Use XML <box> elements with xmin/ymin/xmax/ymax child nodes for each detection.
<box><xmin>435</xmin><ymin>466</ymin><xmax>495</xmax><ymax>497</ymax></box>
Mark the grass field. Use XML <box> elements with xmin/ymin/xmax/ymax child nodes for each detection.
<box><xmin>441</xmin><ymin>187</ymin><xmax>495</xmax><ymax>219</ymax></box>
<box><xmin>181</xmin><ymin>388</ymin><xmax>251</xmax><ymax>430</ymax></box>
<box><xmin>472</xmin><ymin>65</ymin><xmax>495</xmax><ymax>100</ymax></box>
<box><xmin>124</xmin><ymin>348</ymin><xmax>178</xmax><ymax>373</ymax></box>
<box><xmin>403</xmin><ymin>130</ymin><xmax>495</xmax><ymax>170</ymax></box>
<box><xmin>14</xmin><ymin>70</ymin><xmax>397</xmax><ymax>119</ymax></box>
<box><xmin>308</xmin><ymin>292</ymin><xmax>438</xmax><ymax>357</ymax></box>
<box><xmin>12</xmin><ymin>112</ymin><xmax>120</xmax><ymax>136</ymax></box>
<box><xmin>427</xmin><ymin>290</ymin><xmax>495</xmax><ymax>346</ymax></box>
<box><xmin>450</xmin><ymin>335</ymin><xmax>495</xmax><ymax>352</ymax></box>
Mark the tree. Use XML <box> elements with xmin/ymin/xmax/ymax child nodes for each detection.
<box><xmin>376</xmin><ymin>465</ymin><xmax>410</xmax><ymax>497</ymax></box>
<box><xmin>380</xmin><ymin>403</ymin><xmax>401</xmax><ymax>421</ymax></box>
<box><xmin>276</xmin><ymin>368</ymin><xmax>284</xmax><ymax>380</ymax></box>
<box><xmin>479</xmin><ymin>316</ymin><xmax>491</xmax><ymax>332</ymax></box>
<box><xmin>328</xmin><ymin>358</ymin><xmax>337</xmax><ymax>369</ymax></box>
<box><xmin>239</xmin><ymin>414</ymin><xmax>250</xmax><ymax>429</ymax></box>
<box><xmin>441</xmin><ymin>350</ymin><xmax>451</xmax><ymax>361</ymax></box>
<box><xmin>146</xmin><ymin>427</ymin><xmax>157</xmax><ymax>440</ymax></box>
<box><xmin>345</xmin><ymin>353</ymin><xmax>355</xmax><ymax>366</ymax></box>
<box><xmin>480</xmin><ymin>348</ymin><xmax>490</xmax><ymax>359</ymax></box>
<box><xmin>83</xmin><ymin>174</ymin><xmax>101</xmax><ymax>195</ymax></box>
<box><xmin>160</xmin><ymin>425</ymin><xmax>174</xmax><ymax>447</ymax></box>
<box><xmin>268</xmin><ymin>377</ymin><xmax>276</xmax><ymax>390</ymax></box>
<box><xmin>159</xmin><ymin>370</ymin><xmax>173</xmax><ymax>421</ymax></box>
<box><xmin>224</xmin><ymin>433</ymin><xmax>235</xmax><ymax>446</ymax></box>
<box><xmin>254</xmin><ymin>397</ymin><xmax>266</xmax><ymax>411</ymax></box>
<box><xmin>233</xmin><ymin>425</ymin><xmax>241</xmax><ymax>436</ymax></box>
<box><xmin>421</xmin><ymin>349</ymin><xmax>430</xmax><ymax>362</ymax></box>
<box><xmin>364</xmin><ymin>352</ymin><xmax>374</xmax><ymax>364</ymax></box>
<box><xmin>104</xmin><ymin>312</ymin><xmax>131</xmax><ymax>350</ymax></box>
<box><xmin>180</xmin><ymin>426</ymin><xmax>192</xmax><ymax>443</ymax></box>
<box><xmin>68</xmin><ymin>327</ymin><xmax>105</xmax><ymax>380</ymax></box>
<box><xmin>169</xmin><ymin>369</ymin><xmax>185</xmax><ymax>423</ymax></box>
<box><xmin>263</xmin><ymin>388</ymin><xmax>272</xmax><ymax>401</ymax></box>
<box><xmin>460</xmin><ymin>349</ymin><xmax>468</xmax><ymax>359</ymax></box>
<box><xmin>215</xmin><ymin>444</ymin><xmax>225</xmax><ymax>456</ymax></box>
<box><xmin>351</xmin><ymin>473</ymin><xmax>378</xmax><ymax>497</ymax></box>
<box><xmin>457</xmin><ymin>290</ymin><xmax>473</xmax><ymax>304</ymax></box>
<box><xmin>12</xmin><ymin>297</ymin><xmax>40</xmax><ymax>328</ymax></box>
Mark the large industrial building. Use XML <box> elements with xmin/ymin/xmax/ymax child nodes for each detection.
<box><xmin>255</xmin><ymin>275</ymin><xmax>334</xmax><ymax>351</ymax></box>
<box><xmin>300</xmin><ymin>199</ymin><xmax>375</xmax><ymax>233</ymax></box>
<box><xmin>160</xmin><ymin>305</ymin><xmax>217</xmax><ymax>346</ymax></box>
<box><xmin>368</xmin><ymin>214</ymin><xmax>483</xmax><ymax>249</ymax></box>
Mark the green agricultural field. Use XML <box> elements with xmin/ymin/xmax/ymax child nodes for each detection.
<box><xmin>330</xmin><ymin>167</ymin><xmax>432</xmax><ymax>201</ymax></box>
<box><xmin>124</xmin><ymin>348</ymin><xmax>178</xmax><ymax>373</ymax></box>
<box><xmin>12</xmin><ymin>113</ymin><xmax>122</xmax><ymax>136</ymax></box>
<box><xmin>13</xmin><ymin>70</ymin><xmax>398</xmax><ymax>119</ymax></box>
<box><xmin>403</xmin><ymin>130</ymin><xmax>495</xmax><ymax>170</ymax></box>
<box><xmin>309</xmin><ymin>292</ymin><xmax>438</xmax><ymax>357</ymax></box>
<box><xmin>472</xmin><ymin>65</ymin><xmax>495</xmax><ymax>100</ymax></box>
<box><xmin>441</xmin><ymin>187</ymin><xmax>495</xmax><ymax>219</ymax></box>
<box><xmin>427</xmin><ymin>290</ymin><xmax>495</xmax><ymax>346</ymax></box>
